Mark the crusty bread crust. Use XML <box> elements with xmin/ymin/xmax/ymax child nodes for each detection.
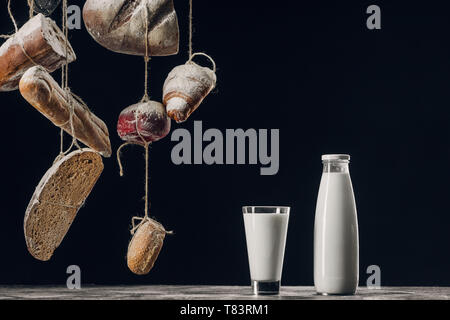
<box><xmin>83</xmin><ymin>0</ymin><xmax>179</xmax><ymax>56</ymax></box>
<box><xmin>117</xmin><ymin>101</ymin><xmax>171</xmax><ymax>145</ymax></box>
<box><xmin>163</xmin><ymin>62</ymin><xmax>216</xmax><ymax>123</ymax></box>
<box><xmin>127</xmin><ymin>219</ymin><xmax>166</xmax><ymax>275</ymax></box>
<box><xmin>0</xmin><ymin>13</ymin><xmax>76</xmax><ymax>91</ymax></box>
<box><xmin>19</xmin><ymin>66</ymin><xmax>112</xmax><ymax>157</ymax></box>
<box><xmin>24</xmin><ymin>149</ymin><xmax>103</xmax><ymax>261</ymax></box>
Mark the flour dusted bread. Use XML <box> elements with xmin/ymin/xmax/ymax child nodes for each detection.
<box><xmin>127</xmin><ymin>219</ymin><xmax>166</xmax><ymax>275</ymax></box>
<box><xmin>163</xmin><ymin>61</ymin><xmax>216</xmax><ymax>123</ymax></box>
<box><xmin>117</xmin><ymin>101</ymin><xmax>171</xmax><ymax>145</ymax></box>
<box><xmin>83</xmin><ymin>0</ymin><xmax>179</xmax><ymax>56</ymax></box>
<box><xmin>0</xmin><ymin>13</ymin><xmax>76</xmax><ymax>91</ymax></box>
<box><xmin>24</xmin><ymin>149</ymin><xmax>103</xmax><ymax>261</ymax></box>
<box><xmin>19</xmin><ymin>66</ymin><xmax>112</xmax><ymax>157</ymax></box>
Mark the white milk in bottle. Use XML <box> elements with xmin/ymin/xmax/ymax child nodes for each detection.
<box><xmin>314</xmin><ymin>154</ymin><xmax>359</xmax><ymax>295</ymax></box>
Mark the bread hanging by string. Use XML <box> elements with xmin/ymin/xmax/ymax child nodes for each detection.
<box><xmin>24</xmin><ymin>149</ymin><xmax>103</xmax><ymax>261</ymax></box>
<box><xmin>83</xmin><ymin>0</ymin><xmax>179</xmax><ymax>56</ymax></box>
<box><xmin>19</xmin><ymin>66</ymin><xmax>112</xmax><ymax>157</ymax></box>
<box><xmin>117</xmin><ymin>100</ymin><xmax>171</xmax><ymax>145</ymax></box>
<box><xmin>0</xmin><ymin>13</ymin><xmax>76</xmax><ymax>92</ymax></box>
<box><xmin>163</xmin><ymin>54</ymin><xmax>216</xmax><ymax>123</ymax></box>
<box><xmin>116</xmin><ymin>102</ymin><xmax>171</xmax><ymax>275</ymax></box>
<box><xmin>127</xmin><ymin>218</ymin><xmax>167</xmax><ymax>275</ymax></box>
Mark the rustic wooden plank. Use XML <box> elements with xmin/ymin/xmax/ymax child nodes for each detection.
<box><xmin>0</xmin><ymin>286</ymin><xmax>448</xmax><ymax>300</ymax></box>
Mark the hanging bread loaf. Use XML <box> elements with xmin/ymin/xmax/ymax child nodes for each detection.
<box><xmin>0</xmin><ymin>13</ymin><xmax>76</xmax><ymax>91</ymax></box>
<box><xmin>19</xmin><ymin>66</ymin><xmax>112</xmax><ymax>157</ymax></box>
<box><xmin>117</xmin><ymin>100</ymin><xmax>171</xmax><ymax>145</ymax></box>
<box><xmin>163</xmin><ymin>61</ymin><xmax>216</xmax><ymax>123</ymax></box>
<box><xmin>127</xmin><ymin>219</ymin><xmax>166</xmax><ymax>275</ymax></box>
<box><xmin>32</xmin><ymin>0</ymin><xmax>62</xmax><ymax>16</ymax></box>
<box><xmin>83</xmin><ymin>0</ymin><xmax>179</xmax><ymax>56</ymax></box>
<box><xmin>24</xmin><ymin>149</ymin><xmax>103</xmax><ymax>261</ymax></box>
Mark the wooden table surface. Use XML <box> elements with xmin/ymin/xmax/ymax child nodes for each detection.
<box><xmin>0</xmin><ymin>286</ymin><xmax>448</xmax><ymax>300</ymax></box>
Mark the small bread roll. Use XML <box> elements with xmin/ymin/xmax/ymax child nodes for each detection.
<box><xmin>127</xmin><ymin>219</ymin><xmax>166</xmax><ymax>275</ymax></box>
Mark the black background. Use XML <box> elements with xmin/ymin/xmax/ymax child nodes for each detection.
<box><xmin>0</xmin><ymin>0</ymin><xmax>449</xmax><ymax>286</ymax></box>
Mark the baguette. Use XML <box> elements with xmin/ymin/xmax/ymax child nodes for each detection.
<box><xmin>19</xmin><ymin>66</ymin><xmax>112</xmax><ymax>157</ymax></box>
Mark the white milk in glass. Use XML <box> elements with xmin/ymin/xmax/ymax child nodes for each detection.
<box><xmin>314</xmin><ymin>154</ymin><xmax>359</xmax><ymax>295</ymax></box>
<box><xmin>243</xmin><ymin>207</ymin><xmax>289</xmax><ymax>294</ymax></box>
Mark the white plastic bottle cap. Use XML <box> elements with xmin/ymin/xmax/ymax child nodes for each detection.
<box><xmin>321</xmin><ymin>154</ymin><xmax>351</xmax><ymax>161</ymax></box>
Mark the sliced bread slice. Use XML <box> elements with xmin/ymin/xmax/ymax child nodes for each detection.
<box><xmin>24</xmin><ymin>149</ymin><xmax>103</xmax><ymax>261</ymax></box>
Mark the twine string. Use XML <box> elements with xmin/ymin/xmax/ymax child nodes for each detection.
<box><xmin>186</xmin><ymin>1</ymin><xmax>217</xmax><ymax>73</ymax></box>
<box><xmin>188</xmin><ymin>52</ymin><xmax>217</xmax><ymax>73</ymax></box>
<box><xmin>126</xmin><ymin>106</ymin><xmax>175</xmax><ymax>236</ymax></box>
<box><xmin>117</xmin><ymin>4</ymin><xmax>155</xmax><ymax>234</ymax></box>
<box><xmin>130</xmin><ymin>216</ymin><xmax>174</xmax><ymax>236</ymax></box>
<box><xmin>57</xmin><ymin>0</ymin><xmax>83</xmax><ymax>159</ymax></box>
<box><xmin>116</xmin><ymin>142</ymin><xmax>132</xmax><ymax>177</ymax></box>
<box><xmin>0</xmin><ymin>0</ymin><xmax>18</xmax><ymax>38</ymax></box>
<box><xmin>62</xmin><ymin>89</ymin><xmax>82</xmax><ymax>152</ymax></box>
<box><xmin>117</xmin><ymin>106</ymin><xmax>151</xmax><ymax>235</ymax></box>
<box><xmin>0</xmin><ymin>0</ymin><xmax>46</xmax><ymax>70</ymax></box>
<box><xmin>141</xmin><ymin>6</ymin><xmax>151</xmax><ymax>102</ymax></box>
<box><xmin>53</xmin><ymin>88</ymin><xmax>86</xmax><ymax>164</ymax></box>
<box><xmin>189</xmin><ymin>0</ymin><xmax>193</xmax><ymax>59</ymax></box>
<box><xmin>130</xmin><ymin>216</ymin><xmax>148</xmax><ymax>235</ymax></box>
<box><xmin>59</xmin><ymin>0</ymin><xmax>68</xmax><ymax>156</ymax></box>
<box><xmin>27</xmin><ymin>0</ymin><xmax>34</xmax><ymax>19</ymax></box>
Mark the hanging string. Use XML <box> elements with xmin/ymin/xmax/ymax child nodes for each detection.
<box><xmin>116</xmin><ymin>142</ymin><xmax>132</xmax><ymax>176</ymax></box>
<box><xmin>189</xmin><ymin>0</ymin><xmax>193</xmax><ymax>59</ymax></box>
<box><xmin>59</xmin><ymin>0</ymin><xmax>68</xmax><ymax>156</ymax></box>
<box><xmin>141</xmin><ymin>6</ymin><xmax>151</xmax><ymax>102</ymax></box>
<box><xmin>116</xmin><ymin>6</ymin><xmax>155</xmax><ymax>234</ymax></box>
<box><xmin>117</xmin><ymin>5</ymin><xmax>152</xmax><ymax>175</ymax></box>
<box><xmin>116</xmin><ymin>118</ymin><xmax>152</xmax><ymax>235</ymax></box>
<box><xmin>143</xmin><ymin>142</ymin><xmax>149</xmax><ymax>219</ymax></box>
<box><xmin>141</xmin><ymin>56</ymin><xmax>150</xmax><ymax>102</ymax></box>
<box><xmin>1</xmin><ymin>0</ymin><xmax>50</xmax><ymax>71</ymax></box>
<box><xmin>188</xmin><ymin>52</ymin><xmax>217</xmax><ymax>73</ymax></box>
<box><xmin>185</xmin><ymin>0</ymin><xmax>217</xmax><ymax>73</ymax></box>
<box><xmin>27</xmin><ymin>0</ymin><xmax>35</xmax><ymax>19</ymax></box>
<box><xmin>55</xmin><ymin>0</ymin><xmax>82</xmax><ymax>160</ymax></box>
<box><xmin>0</xmin><ymin>0</ymin><xmax>18</xmax><ymax>38</ymax></box>
<box><xmin>0</xmin><ymin>0</ymin><xmax>77</xmax><ymax>165</ymax></box>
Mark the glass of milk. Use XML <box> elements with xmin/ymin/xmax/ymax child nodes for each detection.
<box><xmin>243</xmin><ymin>206</ymin><xmax>290</xmax><ymax>295</ymax></box>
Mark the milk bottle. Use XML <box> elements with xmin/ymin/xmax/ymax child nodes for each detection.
<box><xmin>314</xmin><ymin>154</ymin><xmax>359</xmax><ymax>295</ymax></box>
